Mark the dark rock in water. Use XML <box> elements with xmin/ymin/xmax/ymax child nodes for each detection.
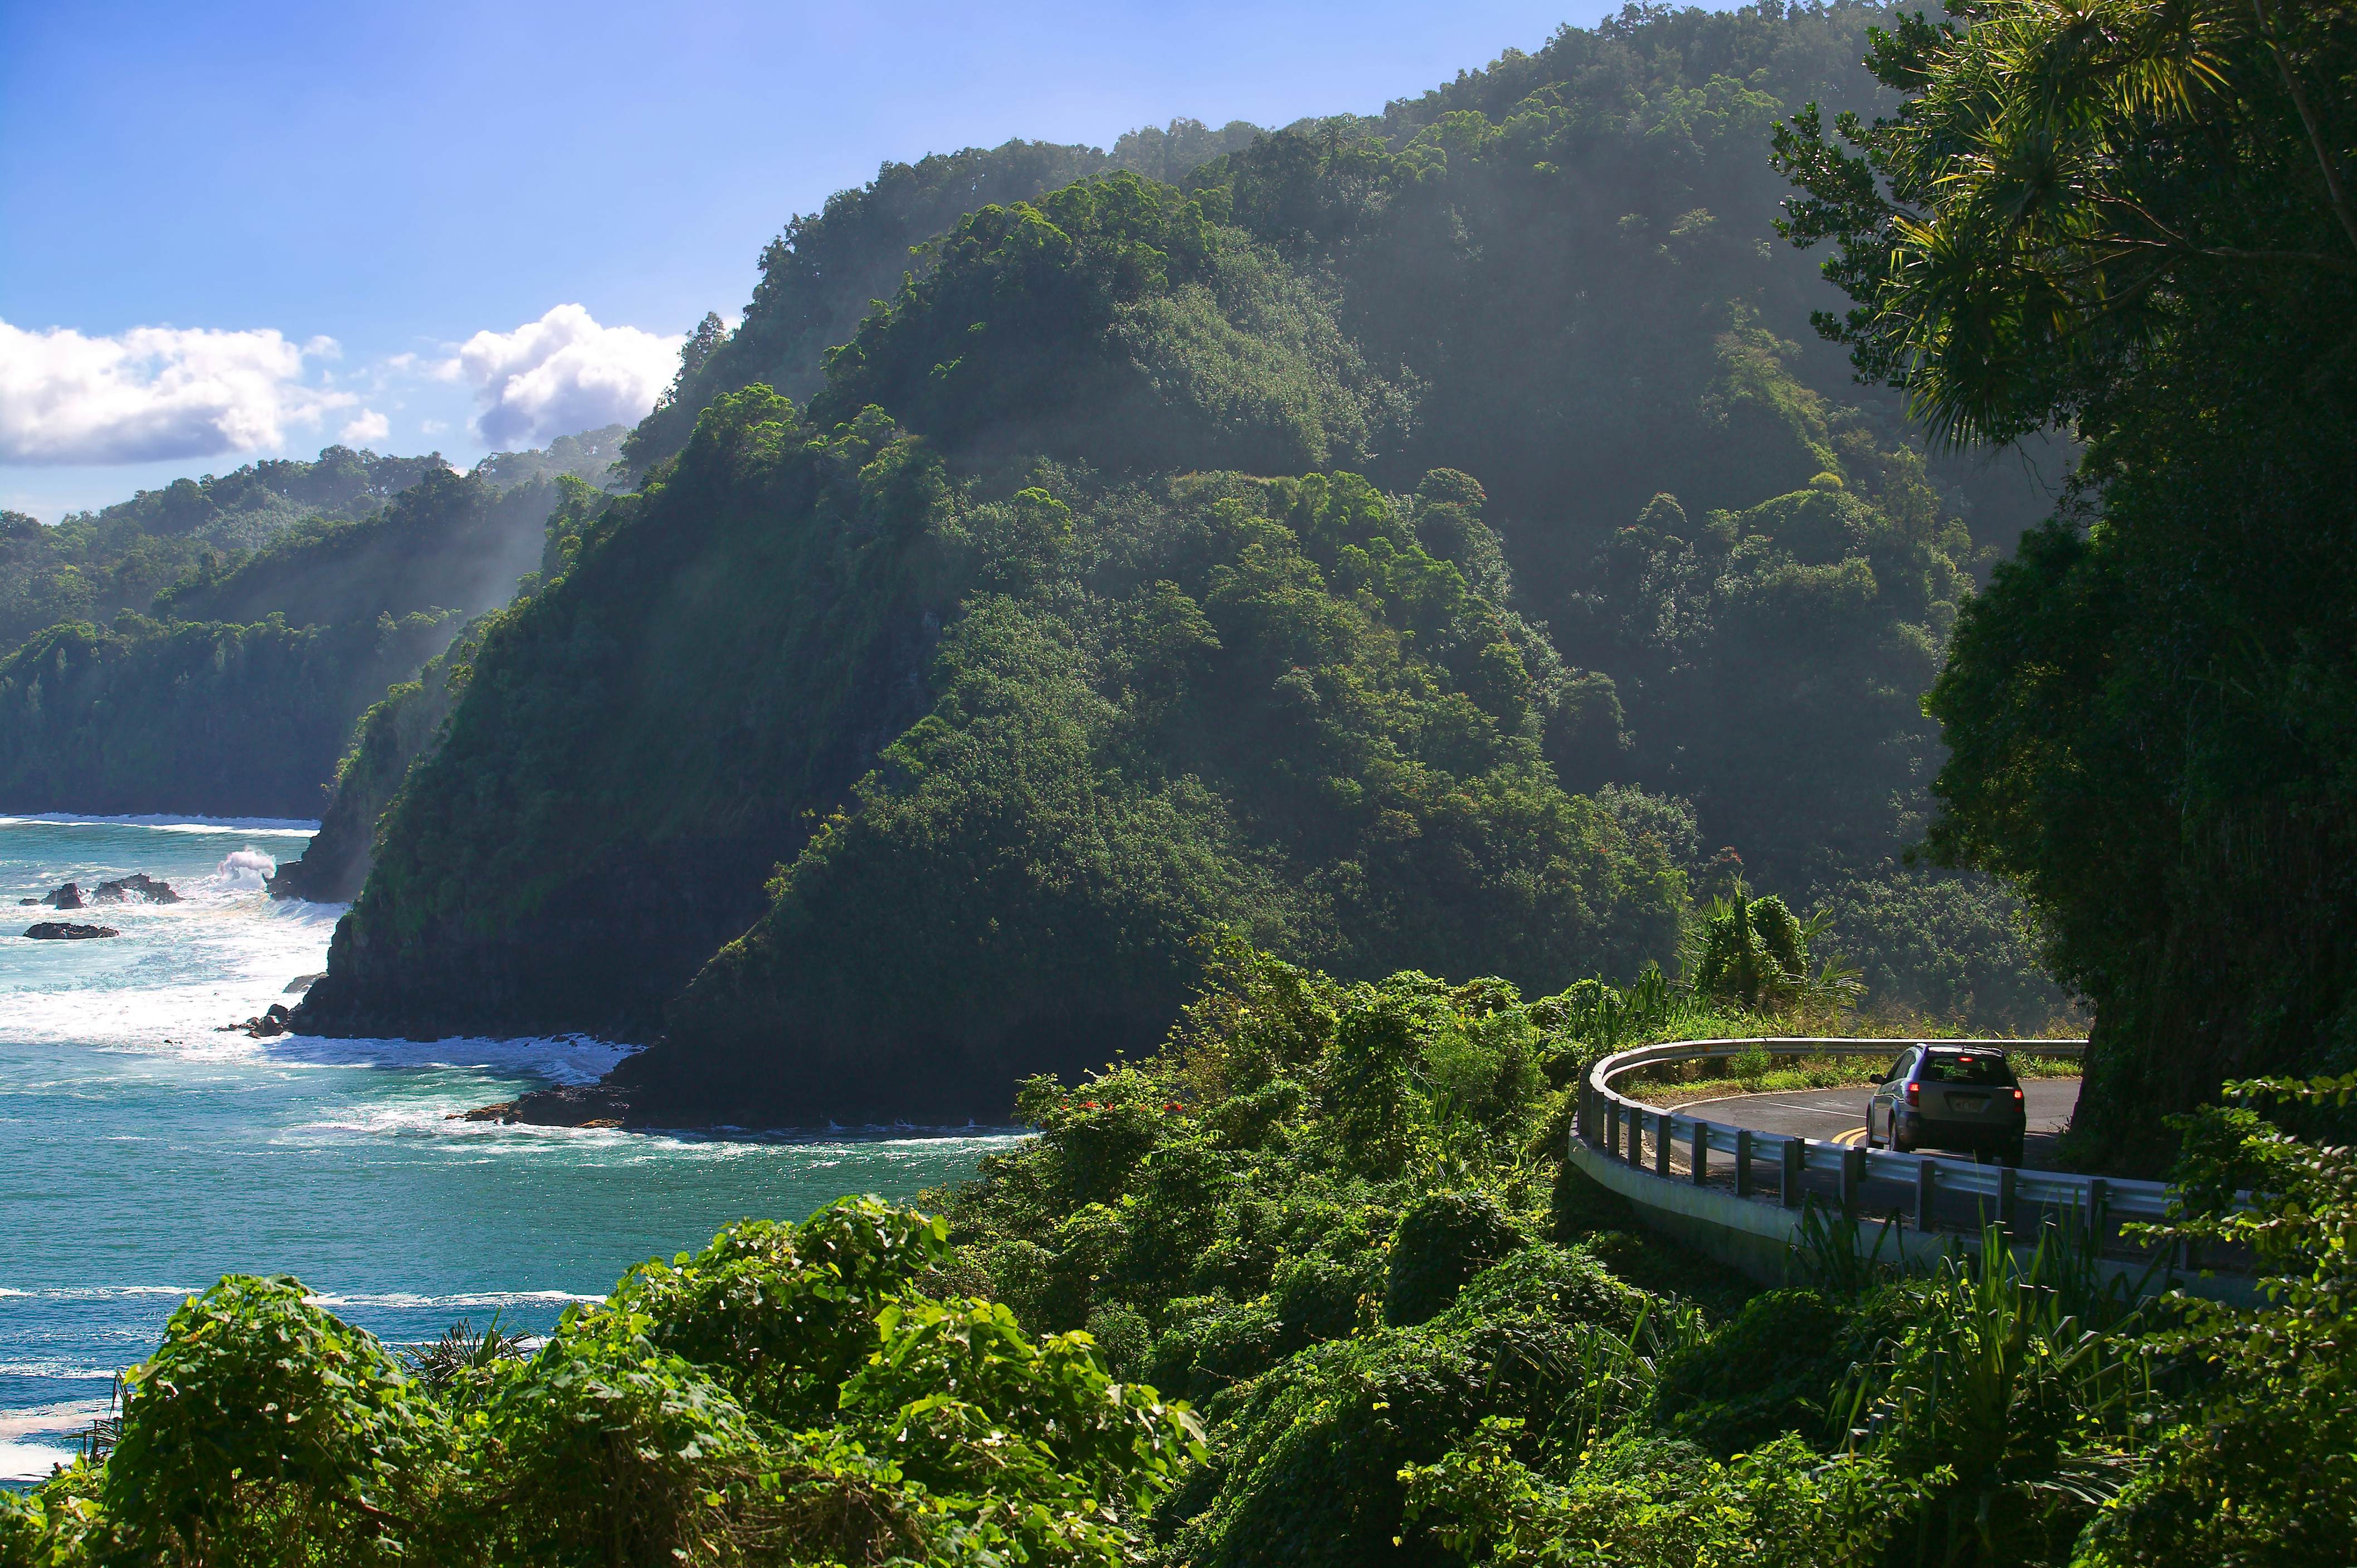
<box><xmin>283</xmin><ymin>972</ymin><xmax>327</xmax><ymax>994</ymax></box>
<box><xmin>90</xmin><ymin>873</ymin><xmax>181</xmax><ymax>904</ymax></box>
<box><xmin>26</xmin><ymin>922</ymin><xmax>118</xmax><ymax>940</ymax></box>
<box><xmin>33</xmin><ymin>883</ymin><xmax>85</xmax><ymax>910</ymax></box>
<box><xmin>16</xmin><ymin>898</ymin><xmax>33</xmax><ymax>905</ymax></box>
<box><xmin>455</xmin><ymin>1082</ymin><xmax>633</xmax><ymax>1128</ymax></box>
<box><xmin>220</xmin><ymin>1002</ymin><xmax>295</xmax><ymax>1038</ymax></box>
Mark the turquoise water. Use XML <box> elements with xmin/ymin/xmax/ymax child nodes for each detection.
<box><xmin>0</xmin><ymin>817</ymin><xmax>1014</xmax><ymax>1481</ymax></box>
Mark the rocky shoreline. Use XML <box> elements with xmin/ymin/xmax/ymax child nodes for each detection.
<box><xmin>453</xmin><ymin>1082</ymin><xmax>632</xmax><ymax>1129</ymax></box>
<box><xmin>20</xmin><ymin>873</ymin><xmax>182</xmax><ymax>910</ymax></box>
<box><xmin>25</xmin><ymin>921</ymin><xmax>118</xmax><ymax>940</ymax></box>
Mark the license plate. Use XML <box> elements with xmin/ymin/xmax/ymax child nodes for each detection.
<box><xmin>1949</xmin><ymin>1095</ymin><xmax>1988</xmax><ymax>1114</ymax></box>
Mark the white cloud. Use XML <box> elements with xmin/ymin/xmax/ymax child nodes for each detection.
<box><xmin>418</xmin><ymin>417</ymin><xmax>450</xmax><ymax>436</ymax></box>
<box><xmin>339</xmin><ymin>408</ymin><xmax>391</xmax><ymax>445</ymax></box>
<box><xmin>442</xmin><ymin>304</ymin><xmax>683</xmax><ymax>449</ymax></box>
<box><xmin>0</xmin><ymin>318</ymin><xmax>355</xmax><ymax>466</ymax></box>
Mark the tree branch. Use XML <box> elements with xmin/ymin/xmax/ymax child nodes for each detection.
<box><xmin>2253</xmin><ymin>0</ymin><xmax>2357</xmax><ymax>257</ymax></box>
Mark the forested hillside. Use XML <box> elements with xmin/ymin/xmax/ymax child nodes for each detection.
<box><xmin>621</xmin><ymin>122</ymin><xmax>1265</xmax><ymax>473</ymax></box>
<box><xmin>155</xmin><ymin>469</ymin><xmax>565</xmax><ymax>630</ymax></box>
<box><xmin>298</xmin><ymin>0</ymin><xmax>2067</xmax><ymax>1114</ymax></box>
<box><xmin>304</xmin><ymin>391</ymin><xmax>1682</xmax><ymax>1089</ymax></box>
<box><xmin>0</xmin><ymin>432</ymin><xmax>624</xmax><ymax>821</ymax></box>
<box><xmin>16</xmin><ymin>9</ymin><xmax>2357</xmax><ymax>1566</ymax></box>
<box><xmin>644</xmin><ymin>1</ymin><xmax>2064</xmax><ymax>908</ymax></box>
<box><xmin>0</xmin><ymin>610</ymin><xmax>462</xmax><ymax>819</ymax></box>
<box><xmin>265</xmin><ymin>481</ymin><xmax>619</xmax><ymax>901</ymax></box>
<box><xmin>0</xmin><ymin>447</ymin><xmax>450</xmax><ymax>654</ymax></box>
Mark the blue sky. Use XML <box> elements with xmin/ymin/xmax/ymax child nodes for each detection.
<box><xmin>1</xmin><ymin>0</ymin><xmax>1685</xmax><ymax>519</ymax></box>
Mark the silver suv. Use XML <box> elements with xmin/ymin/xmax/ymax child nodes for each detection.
<box><xmin>1864</xmin><ymin>1044</ymin><xmax>2027</xmax><ymax>1165</ymax></box>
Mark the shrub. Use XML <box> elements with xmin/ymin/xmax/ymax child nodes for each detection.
<box><xmin>1384</xmin><ymin>1191</ymin><xmax>1526</xmax><ymax>1327</ymax></box>
<box><xmin>1653</xmin><ymin>1287</ymin><xmax>1846</xmax><ymax>1456</ymax></box>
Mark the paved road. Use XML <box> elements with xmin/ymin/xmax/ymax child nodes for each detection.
<box><xmin>1678</xmin><ymin>1079</ymin><xmax>2081</xmax><ymax>1169</ymax></box>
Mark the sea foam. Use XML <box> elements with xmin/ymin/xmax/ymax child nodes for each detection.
<box><xmin>0</xmin><ymin>813</ymin><xmax>318</xmax><ymax>835</ymax></box>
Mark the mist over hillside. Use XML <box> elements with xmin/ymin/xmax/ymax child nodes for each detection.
<box><xmin>0</xmin><ymin>427</ymin><xmax>627</xmax><ymax>820</ymax></box>
<box><xmin>289</xmin><ymin>0</ymin><xmax>2069</xmax><ymax>1116</ymax></box>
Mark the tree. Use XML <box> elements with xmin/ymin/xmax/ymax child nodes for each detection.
<box><xmin>1776</xmin><ymin>1</ymin><xmax>2357</xmax><ymax>1171</ymax></box>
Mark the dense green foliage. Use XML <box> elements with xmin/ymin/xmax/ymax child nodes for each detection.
<box><xmin>0</xmin><ymin>1196</ymin><xmax>1203</xmax><ymax>1567</ymax></box>
<box><xmin>153</xmin><ymin>469</ymin><xmax>563</xmax><ymax>630</ymax></box>
<box><xmin>266</xmin><ymin>479</ymin><xmax>622</xmax><ymax>900</ymax></box>
<box><xmin>307</xmin><ymin>384</ymin><xmax>1683</xmax><ymax>1102</ymax></box>
<box><xmin>1686</xmin><ymin>885</ymin><xmax>1860</xmax><ymax>1016</ymax></box>
<box><xmin>303</xmin><ymin>2</ymin><xmax>2072</xmax><ymax>1077</ymax></box>
<box><xmin>758</xmin><ymin>4</ymin><xmax>2047</xmax><ymax>894</ymax></box>
<box><xmin>0</xmin><ymin>439</ymin><xmax>619</xmax><ymax>821</ymax></box>
<box><xmin>1812</xmin><ymin>861</ymin><xmax>2063</xmax><ymax>1035</ymax></box>
<box><xmin>622</xmin><ymin>126</ymin><xmax>1264</xmax><ymax>474</ymax></box>
<box><xmin>0</xmin><ymin>610</ymin><xmax>462</xmax><ymax>819</ymax></box>
<box><xmin>644</xmin><ymin>454</ymin><xmax>1676</xmax><ymax>1117</ymax></box>
<box><xmin>931</xmin><ymin>952</ymin><xmax>2355</xmax><ymax>1567</ymax></box>
<box><xmin>9</xmin><ymin>962</ymin><xmax>2348</xmax><ymax>1556</ymax></box>
<box><xmin>1778</xmin><ymin>0</ymin><xmax>2357</xmax><ymax>1167</ymax></box>
<box><xmin>0</xmin><ymin>448</ymin><xmax>449</xmax><ymax>654</ymax></box>
<box><xmin>810</xmin><ymin>171</ymin><xmax>1408</xmax><ymax>478</ymax></box>
<box><xmin>16</xmin><ymin>957</ymin><xmax>2354</xmax><ymax>1564</ymax></box>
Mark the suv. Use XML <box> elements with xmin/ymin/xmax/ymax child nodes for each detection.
<box><xmin>1865</xmin><ymin>1045</ymin><xmax>2027</xmax><ymax>1165</ymax></box>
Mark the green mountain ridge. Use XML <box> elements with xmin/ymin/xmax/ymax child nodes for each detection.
<box><xmin>0</xmin><ymin>446</ymin><xmax>454</xmax><ymax>656</ymax></box>
<box><xmin>292</xmin><ymin>1</ymin><xmax>2066</xmax><ymax>1115</ymax></box>
<box><xmin>0</xmin><ymin>431</ymin><xmax>626</xmax><ymax>821</ymax></box>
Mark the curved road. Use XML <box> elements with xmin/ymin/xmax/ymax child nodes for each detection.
<box><xmin>1678</xmin><ymin>1079</ymin><xmax>2081</xmax><ymax>1170</ymax></box>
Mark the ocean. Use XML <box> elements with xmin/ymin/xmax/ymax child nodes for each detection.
<box><xmin>0</xmin><ymin>815</ymin><xmax>1014</xmax><ymax>1482</ymax></box>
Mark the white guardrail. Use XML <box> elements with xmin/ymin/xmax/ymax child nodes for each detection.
<box><xmin>1575</xmin><ymin>1037</ymin><xmax>2174</xmax><ymax>1233</ymax></box>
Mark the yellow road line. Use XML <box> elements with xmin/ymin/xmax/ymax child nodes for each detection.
<box><xmin>1832</xmin><ymin>1127</ymin><xmax>1869</xmax><ymax>1146</ymax></box>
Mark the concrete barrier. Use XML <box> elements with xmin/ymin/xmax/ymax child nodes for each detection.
<box><xmin>1572</xmin><ymin>1036</ymin><xmax>2262</xmax><ymax>1307</ymax></box>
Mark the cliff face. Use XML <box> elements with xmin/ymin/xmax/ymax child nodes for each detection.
<box><xmin>622</xmin><ymin>468</ymin><xmax>1683</xmax><ymax>1123</ymax></box>
<box><xmin>267</xmin><ymin>483</ymin><xmax>622</xmax><ymax>905</ymax></box>
<box><xmin>294</xmin><ymin>395</ymin><xmax>960</xmax><ymax>1040</ymax></box>
<box><xmin>298</xmin><ymin>394</ymin><xmax>1682</xmax><ymax>1106</ymax></box>
<box><xmin>0</xmin><ymin>610</ymin><xmax>465</xmax><ymax>820</ymax></box>
<box><xmin>265</xmin><ymin>628</ymin><xmax>475</xmax><ymax>905</ymax></box>
<box><xmin>299</xmin><ymin>834</ymin><xmax>792</xmax><ymax>1040</ymax></box>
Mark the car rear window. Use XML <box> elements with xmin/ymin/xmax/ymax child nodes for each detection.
<box><xmin>1918</xmin><ymin>1052</ymin><xmax>2015</xmax><ymax>1086</ymax></box>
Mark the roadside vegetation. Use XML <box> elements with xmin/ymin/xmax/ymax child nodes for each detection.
<box><xmin>7</xmin><ymin>950</ymin><xmax>2349</xmax><ymax>1566</ymax></box>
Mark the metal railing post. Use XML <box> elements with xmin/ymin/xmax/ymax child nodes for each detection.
<box><xmin>1840</xmin><ymin>1145</ymin><xmax>1864</xmax><ymax>1218</ymax></box>
<box><xmin>1604</xmin><ymin>1096</ymin><xmax>1620</xmax><ymax>1157</ymax></box>
<box><xmin>1690</xmin><ymin>1120</ymin><xmax>1710</xmax><ymax>1185</ymax></box>
<box><xmin>1628</xmin><ymin>1102</ymin><xmax>1644</xmax><ymax>1166</ymax></box>
<box><xmin>1654</xmin><ymin>1113</ymin><xmax>1673</xmax><ymax>1178</ymax></box>
<box><xmin>1733</xmin><ymin>1129</ymin><xmax>1754</xmax><ymax>1197</ymax></box>
<box><xmin>1780</xmin><ymin>1138</ymin><xmax>1804</xmax><ymax>1209</ymax></box>
<box><xmin>2086</xmin><ymin>1177</ymin><xmax>2108</xmax><ymax>1246</ymax></box>
<box><xmin>1914</xmin><ymin>1158</ymin><xmax>1937</xmax><ymax>1231</ymax></box>
<box><xmin>1996</xmin><ymin>1165</ymin><xmax>2018</xmax><ymax>1231</ymax></box>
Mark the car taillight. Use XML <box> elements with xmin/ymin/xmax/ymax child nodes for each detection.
<box><xmin>1906</xmin><ymin>1082</ymin><xmax>1919</xmax><ymax>1106</ymax></box>
<box><xmin>2013</xmin><ymin>1087</ymin><xmax>2024</xmax><ymax>1101</ymax></box>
